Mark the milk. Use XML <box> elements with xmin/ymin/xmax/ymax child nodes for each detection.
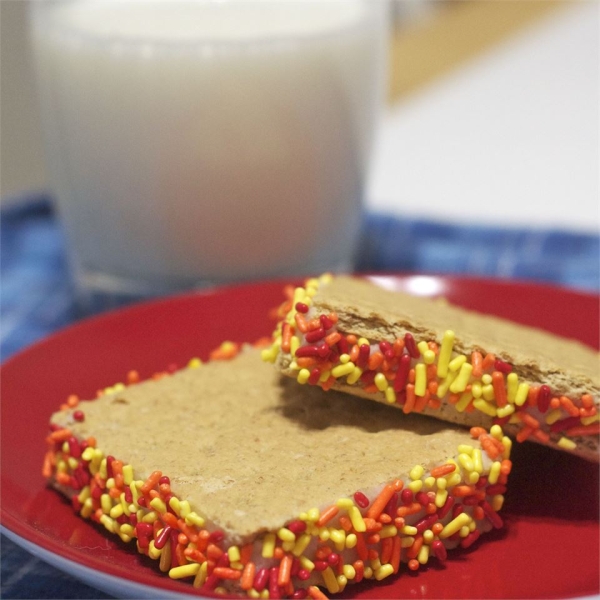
<box><xmin>31</xmin><ymin>1</ymin><xmax>387</xmax><ymax>297</ymax></box>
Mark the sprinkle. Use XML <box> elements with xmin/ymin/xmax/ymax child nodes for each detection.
<box><xmin>437</xmin><ymin>330</ymin><xmax>455</xmax><ymax>379</ymax></box>
<box><xmin>557</xmin><ymin>437</ymin><xmax>577</xmax><ymax>450</ymax></box>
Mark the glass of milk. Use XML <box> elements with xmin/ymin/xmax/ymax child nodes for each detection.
<box><xmin>30</xmin><ymin>0</ymin><xmax>388</xmax><ymax>309</ymax></box>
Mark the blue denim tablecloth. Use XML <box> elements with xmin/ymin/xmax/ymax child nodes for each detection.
<box><xmin>1</xmin><ymin>198</ymin><xmax>599</xmax><ymax>599</ymax></box>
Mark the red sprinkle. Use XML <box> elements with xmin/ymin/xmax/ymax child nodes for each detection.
<box><xmin>320</xmin><ymin>314</ymin><xmax>334</xmax><ymax>331</ymax></box>
<box><xmin>379</xmin><ymin>341</ymin><xmax>394</xmax><ymax>360</ymax></box>
<box><xmin>159</xmin><ymin>476</ymin><xmax>170</xmax><ymax>485</ymax></box>
<box><xmin>327</xmin><ymin>552</ymin><xmax>340</xmax><ymax>566</ymax></box>
<box><xmin>209</xmin><ymin>530</ymin><xmax>225</xmax><ymax>544</ymax></box>
<box><xmin>291</xmin><ymin>590</ymin><xmax>308</xmax><ymax>599</ymax></box>
<box><xmin>493</xmin><ymin>359</ymin><xmax>512</xmax><ymax>374</ymax></box>
<box><xmin>154</xmin><ymin>525</ymin><xmax>172</xmax><ymax>549</ymax></box>
<box><xmin>537</xmin><ymin>385</ymin><xmax>552</xmax><ymax>413</ymax></box>
<box><xmin>432</xmin><ymin>540</ymin><xmax>447</xmax><ymax>561</ymax></box>
<box><xmin>460</xmin><ymin>530</ymin><xmax>481</xmax><ymax>549</ymax></box>
<box><xmin>295</xmin><ymin>302</ymin><xmax>309</xmax><ymax>314</ymax></box>
<box><xmin>287</xmin><ymin>520</ymin><xmax>307</xmax><ymax>535</ymax></box>
<box><xmin>437</xmin><ymin>496</ymin><xmax>455</xmax><ymax>520</ymax></box>
<box><xmin>550</xmin><ymin>416</ymin><xmax>581</xmax><ymax>433</ymax></box>
<box><xmin>73</xmin><ymin>410</ymin><xmax>85</xmax><ymax>422</ymax></box>
<box><xmin>415</xmin><ymin>492</ymin><xmax>430</xmax><ymax>507</ymax></box>
<box><xmin>305</xmin><ymin>327</ymin><xmax>326</xmax><ymax>343</ymax></box>
<box><xmin>404</xmin><ymin>333</ymin><xmax>420</xmax><ymax>358</ymax></box>
<box><xmin>297</xmin><ymin>569</ymin><xmax>310</xmax><ymax>581</ymax></box>
<box><xmin>384</xmin><ymin>491</ymin><xmax>399</xmax><ymax>516</ymax></box>
<box><xmin>253</xmin><ymin>568</ymin><xmax>269</xmax><ymax>592</ymax></box>
<box><xmin>337</xmin><ymin>336</ymin><xmax>349</xmax><ymax>356</ymax></box>
<box><xmin>400</xmin><ymin>489</ymin><xmax>414</xmax><ymax>505</ymax></box>
<box><xmin>314</xmin><ymin>560</ymin><xmax>328</xmax><ymax>571</ymax></box>
<box><xmin>357</xmin><ymin>344</ymin><xmax>370</xmax><ymax>369</ymax></box>
<box><xmin>354</xmin><ymin>491</ymin><xmax>370</xmax><ymax>508</ymax></box>
<box><xmin>308</xmin><ymin>368</ymin><xmax>321</xmax><ymax>385</ymax></box>
<box><xmin>394</xmin><ymin>354</ymin><xmax>411</xmax><ymax>392</ymax></box>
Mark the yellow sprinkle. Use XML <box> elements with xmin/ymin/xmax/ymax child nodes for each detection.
<box><xmin>440</xmin><ymin>513</ymin><xmax>471</xmax><ymax>538</ymax></box>
<box><xmin>417</xmin><ymin>341</ymin><xmax>429</xmax><ymax>356</ymax></box>
<box><xmin>337</xmin><ymin>575</ymin><xmax>348</xmax><ymax>591</ymax></box>
<box><xmin>120</xmin><ymin>523</ymin><xmax>134</xmax><ymax>537</ymax></box>
<box><xmin>346</xmin><ymin>366</ymin><xmax>363</xmax><ymax>385</ymax></box>
<box><xmin>401</xmin><ymin>536</ymin><xmax>415</xmax><ymax>548</ymax></box>
<box><xmin>459</xmin><ymin>525</ymin><xmax>470</xmax><ymax>538</ymax></box>
<box><xmin>290</xmin><ymin>336</ymin><xmax>300</xmax><ymax>357</ymax></box>
<box><xmin>482</xmin><ymin>384</ymin><xmax>495</xmax><ymax>402</ymax></box>
<box><xmin>99</xmin><ymin>458</ymin><xmax>108</xmax><ymax>480</ymax></box>
<box><xmin>318</xmin><ymin>528</ymin><xmax>330</xmax><ymax>541</ymax></box>
<box><xmin>147</xmin><ymin>540</ymin><xmax>161</xmax><ymax>560</ymax></box>
<box><xmin>436</xmin><ymin>477</ymin><xmax>447</xmax><ymax>491</ymax></box>
<box><xmin>455</xmin><ymin>390</ymin><xmax>473</xmax><ymax>412</ymax></box>
<box><xmin>357</xmin><ymin>337</ymin><xmax>370</xmax><ymax>347</ymax></box>
<box><xmin>348</xmin><ymin>506</ymin><xmax>366</xmax><ymax>532</ymax></box>
<box><xmin>506</xmin><ymin>372</ymin><xmax>519</xmax><ymax>403</ymax></box>
<box><xmin>105</xmin><ymin>477</ymin><xmax>116</xmax><ymax>490</ymax></box>
<box><xmin>468</xmin><ymin>471</ymin><xmax>480</xmax><ymax>485</ymax></box>
<box><xmin>473</xmin><ymin>398</ymin><xmax>498</xmax><ymax>417</ymax></box>
<box><xmin>339</xmin><ymin>353</ymin><xmax>351</xmax><ymax>364</ymax></box>
<box><xmin>375</xmin><ymin>564</ymin><xmax>394</xmax><ymax>581</ymax></box>
<box><xmin>374</xmin><ymin>372</ymin><xmax>389</xmax><ymax>392</ymax></box>
<box><xmin>558</xmin><ymin>437</ymin><xmax>577</xmax><ymax>450</ymax></box>
<box><xmin>150</xmin><ymin>497</ymin><xmax>167</xmax><ymax>514</ymax></box>
<box><xmin>187</xmin><ymin>357</ymin><xmax>202</xmax><ymax>369</ymax></box>
<box><xmin>336</xmin><ymin>498</ymin><xmax>354</xmax><ymax>509</ymax></box>
<box><xmin>472</xmin><ymin>448</ymin><xmax>484</xmax><ymax>474</ymax></box>
<box><xmin>81</xmin><ymin>447</ymin><xmax>95</xmax><ymax>462</ymax></box>
<box><xmin>385</xmin><ymin>387</ymin><xmax>397</xmax><ymax>404</ymax></box>
<box><xmin>343</xmin><ymin>565</ymin><xmax>356</xmax><ymax>580</ymax></box>
<box><xmin>346</xmin><ymin>533</ymin><xmax>358</xmax><ymax>549</ymax></box>
<box><xmin>423</xmin><ymin>529</ymin><xmax>434</xmax><ymax>544</ymax></box>
<box><xmin>502</xmin><ymin>436</ymin><xmax>513</xmax><ymax>460</ymax></box>
<box><xmin>109</xmin><ymin>504</ymin><xmax>123</xmax><ymax>519</ymax></box>
<box><xmin>169</xmin><ymin>563</ymin><xmax>201</xmax><ymax>579</ymax></box>
<box><xmin>401</xmin><ymin>525</ymin><xmax>417</xmax><ymax>536</ymax></box>
<box><xmin>581</xmin><ymin>413</ymin><xmax>600</xmax><ymax>426</ymax></box>
<box><xmin>363</xmin><ymin>566</ymin><xmax>374</xmax><ymax>579</ymax></box>
<box><xmin>418</xmin><ymin>544</ymin><xmax>430</xmax><ymax>565</ymax></box>
<box><xmin>262</xmin><ymin>533</ymin><xmax>276</xmax><ymax>558</ymax></box>
<box><xmin>492</xmin><ymin>494</ymin><xmax>505</xmax><ymax>512</ymax></box>
<box><xmin>545</xmin><ymin>408</ymin><xmax>564</xmax><ymax>425</ymax></box>
<box><xmin>318</xmin><ymin>370</ymin><xmax>331</xmax><ymax>383</ymax></box>
<box><xmin>247</xmin><ymin>591</ymin><xmax>260</xmax><ymax>599</ymax></box>
<box><xmin>436</xmin><ymin>370</ymin><xmax>458</xmax><ymax>398</ymax></box>
<box><xmin>297</xmin><ymin>369</ymin><xmax>310</xmax><ymax>384</ymax></box>
<box><xmin>490</xmin><ymin>424</ymin><xmax>504</xmax><ymax>441</ymax></box>
<box><xmin>514</xmin><ymin>383</ymin><xmax>530</xmax><ymax>406</ymax></box>
<box><xmin>332</xmin><ymin>362</ymin><xmax>355</xmax><ymax>378</ymax></box>
<box><xmin>299</xmin><ymin>556</ymin><xmax>315</xmax><ymax>572</ymax></box>
<box><xmin>99</xmin><ymin>514</ymin><xmax>115</xmax><ymax>533</ymax></box>
<box><xmin>380</xmin><ymin>525</ymin><xmax>398</xmax><ymax>538</ymax></box>
<box><xmin>414</xmin><ymin>364</ymin><xmax>427</xmax><ymax>396</ymax></box>
<box><xmin>471</xmin><ymin>382</ymin><xmax>483</xmax><ymax>399</ymax></box>
<box><xmin>277</xmin><ymin>527</ymin><xmax>296</xmax><ymax>542</ymax></box>
<box><xmin>185</xmin><ymin>512</ymin><xmax>205</xmax><ymax>528</ymax></box>
<box><xmin>410</xmin><ymin>464</ymin><xmax>425</xmax><ymax>480</ymax></box>
<box><xmin>230</xmin><ymin>561</ymin><xmax>244</xmax><ymax>571</ymax></box>
<box><xmin>435</xmin><ymin>489</ymin><xmax>448</xmax><ymax>508</ymax></box>
<box><xmin>100</xmin><ymin>494</ymin><xmax>112</xmax><ymax>515</ymax></box>
<box><xmin>77</xmin><ymin>487</ymin><xmax>91</xmax><ymax>504</ymax></box>
<box><xmin>488</xmin><ymin>461</ymin><xmax>502</xmax><ymax>485</ymax></box>
<box><xmin>122</xmin><ymin>464</ymin><xmax>133</xmax><ymax>486</ymax></box>
<box><xmin>458</xmin><ymin>444</ymin><xmax>474</xmax><ymax>455</ymax></box>
<box><xmin>142</xmin><ymin>510</ymin><xmax>158</xmax><ymax>524</ymax></box>
<box><xmin>437</xmin><ymin>330</ymin><xmax>455</xmax><ymax>379</ymax></box>
<box><xmin>370</xmin><ymin>558</ymin><xmax>382</xmax><ymax>572</ymax></box>
<box><xmin>408</xmin><ymin>479</ymin><xmax>423</xmax><ymax>493</ymax></box>
<box><xmin>228</xmin><ymin>546</ymin><xmax>241</xmax><ymax>563</ymax></box>
<box><xmin>68</xmin><ymin>457</ymin><xmax>79</xmax><ymax>470</ymax></box>
<box><xmin>261</xmin><ymin>346</ymin><xmax>278</xmax><ymax>363</ymax></box>
<box><xmin>497</xmin><ymin>404</ymin><xmax>515</xmax><ymax>419</ymax></box>
<box><xmin>303</xmin><ymin>508</ymin><xmax>319</xmax><ymax>522</ymax></box>
<box><xmin>449</xmin><ymin>363</ymin><xmax>473</xmax><ymax>394</ymax></box>
<box><xmin>448</xmin><ymin>354</ymin><xmax>467</xmax><ymax>372</ymax></box>
<box><xmin>292</xmin><ymin>533</ymin><xmax>312</xmax><ymax>557</ymax></box>
<box><xmin>424</xmin><ymin>476</ymin><xmax>436</xmax><ymax>489</ymax></box>
<box><xmin>458</xmin><ymin>453</ymin><xmax>475</xmax><ymax>472</ymax></box>
<box><xmin>469</xmin><ymin>519</ymin><xmax>477</xmax><ymax>532</ymax></box>
<box><xmin>80</xmin><ymin>498</ymin><xmax>93</xmax><ymax>519</ymax></box>
<box><xmin>329</xmin><ymin>529</ymin><xmax>346</xmax><ymax>545</ymax></box>
<box><xmin>322</xmin><ymin>567</ymin><xmax>340</xmax><ymax>594</ymax></box>
<box><xmin>481</xmin><ymin>373</ymin><xmax>493</xmax><ymax>385</ymax></box>
<box><xmin>447</xmin><ymin>472</ymin><xmax>462</xmax><ymax>487</ymax></box>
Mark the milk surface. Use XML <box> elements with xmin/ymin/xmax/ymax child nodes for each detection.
<box><xmin>31</xmin><ymin>1</ymin><xmax>386</xmax><ymax>291</ymax></box>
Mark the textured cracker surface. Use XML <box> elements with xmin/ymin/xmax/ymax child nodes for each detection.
<box><xmin>51</xmin><ymin>348</ymin><xmax>473</xmax><ymax>543</ymax></box>
<box><xmin>314</xmin><ymin>276</ymin><xmax>600</xmax><ymax>397</ymax></box>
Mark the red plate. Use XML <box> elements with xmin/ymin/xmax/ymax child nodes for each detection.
<box><xmin>1</xmin><ymin>275</ymin><xmax>598</xmax><ymax>599</ymax></box>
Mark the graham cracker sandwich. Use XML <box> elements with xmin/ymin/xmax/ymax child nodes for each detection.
<box><xmin>262</xmin><ymin>274</ymin><xmax>599</xmax><ymax>462</ymax></box>
<box><xmin>44</xmin><ymin>345</ymin><xmax>512</xmax><ymax>598</ymax></box>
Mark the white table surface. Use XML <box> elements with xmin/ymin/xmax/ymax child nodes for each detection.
<box><xmin>368</xmin><ymin>1</ymin><xmax>599</xmax><ymax>234</ymax></box>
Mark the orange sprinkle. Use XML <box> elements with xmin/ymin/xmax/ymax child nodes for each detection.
<box><xmin>549</xmin><ymin>396</ymin><xmax>561</xmax><ymax>409</ymax></box>
<box><xmin>67</xmin><ymin>394</ymin><xmax>79</xmax><ymax>407</ymax></box>
<box><xmin>108</xmin><ymin>487</ymin><xmax>121</xmax><ymax>499</ymax></box>
<box><xmin>213</xmin><ymin>567</ymin><xmax>241</xmax><ymax>580</ymax></box>
<box><xmin>380</xmin><ymin>537</ymin><xmax>393</xmax><ymax>564</ymax></box>
<box><xmin>471</xmin><ymin>351</ymin><xmax>483</xmax><ymax>378</ymax></box>
<box><xmin>367</xmin><ymin>533</ymin><xmax>381</xmax><ymax>545</ymax></box>
<box><xmin>470</xmin><ymin>426</ymin><xmax>486</xmax><ymax>439</ymax></box>
<box><xmin>414</xmin><ymin>390</ymin><xmax>430</xmax><ymax>413</ymax></box>
<box><xmin>206</xmin><ymin>544</ymin><xmax>223</xmax><ymax>561</ymax></box>
<box><xmin>42</xmin><ymin>452</ymin><xmax>54</xmax><ymax>478</ymax></box>
<box><xmin>281</xmin><ymin>322</ymin><xmax>292</xmax><ymax>353</ymax></box>
<box><xmin>126</xmin><ymin>370</ymin><xmax>140</xmax><ymax>384</ymax></box>
<box><xmin>240</xmin><ymin>562</ymin><xmax>255</xmax><ymax>591</ymax></box>
<box><xmin>86</xmin><ymin>436</ymin><xmax>96</xmax><ymax>448</ymax></box>
<box><xmin>240</xmin><ymin>544</ymin><xmax>253</xmax><ymax>565</ymax></box>
<box><xmin>473</xmin><ymin>506</ymin><xmax>485</xmax><ymax>520</ymax></box>
<box><xmin>177</xmin><ymin>520</ymin><xmax>199</xmax><ymax>544</ymax></box>
<box><xmin>367</xmin><ymin>548</ymin><xmax>380</xmax><ymax>560</ymax></box>
<box><xmin>296</xmin><ymin>357</ymin><xmax>317</xmax><ymax>369</ymax></box>
<box><xmin>403</xmin><ymin>384</ymin><xmax>416</xmax><ymax>414</ymax></box>
<box><xmin>500</xmin><ymin>459</ymin><xmax>512</xmax><ymax>475</ymax></box>
<box><xmin>362</xmin><ymin>518</ymin><xmax>382</xmax><ymax>533</ymax></box>
<box><xmin>428</xmin><ymin>397</ymin><xmax>442</xmax><ymax>410</ymax></box>
<box><xmin>315</xmin><ymin>546</ymin><xmax>331</xmax><ymax>560</ymax></box>
<box><xmin>406</xmin><ymin>535</ymin><xmax>424</xmax><ymax>559</ymax></box>
<box><xmin>321</xmin><ymin>376</ymin><xmax>335</xmax><ymax>391</ymax></box>
<box><xmin>308</xmin><ymin>586</ymin><xmax>329</xmax><ymax>600</ymax></box>
<box><xmin>378</xmin><ymin>513</ymin><xmax>392</xmax><ymax>524</ymax></box>
<box><xmin>349</xmin><ymin>344</ymin><xmax>360</xmax><ymax>363</ymax></box>
<box><xmin>161</xmin><ymin>512</ymin><xmax>178</xmax><ymax>529</ymax></box>
<box><xmin>428</xmin><ymin>380</ymin><xmax>439</xmax><ymax>395</ymax></box>
<box><xmin>580</xmin><ymin>406</ymin><xmax>597</xmax><ymax>418</ymax></box>
<box><xmin>338</xmin><ymin>516</ymin><xmax>353</xmax><ymax>532</ymax></box>
<box><xmin>393</xmin><ymin>338</ymin><xmax>405</xmax><ymax>356</ymax></box>
<box><xmin>355</xmin><ymin>533</ymin><xmax>368</xmax><ymax>561</ymax></box>
<box><xmin>368</xmin><ymin>352</ymin><xmax>384</xmax><ymax>371</ymax></box>
<box><xmin>448</xmin><ymin>393</ymin><xmax>461</xmax><ymax>405</ymax></box>
<box><xmin>391</xmin><ymin>535</ymin><xmax>402</xmax><ymax>573</ymax></box>
<box><xmin>316</xmin><ymin>504</ymin><xmax>339</xmax><ymax>527</ymax></box>
<box><xmin>363</xmin><ymin>384</ymin><xmax>378</xmax><ymax>394</ymax></box>
<box><xmin>366</xmin><ymin>483</ymin><xmax>396</xmax><ymax>520</ymax></box>
<box><xmin>516</xmin><ymin>425</ymin><xmax>534</xmax><ymax>443</ymax></box>
<box><xmin>527</xmin><ymin>386</ymin><xmax>540</xmax><ymax>407</ymax></box>
<box><xmin>177</xmin><ymin>533</ymin><xmax>188</xmax><ymax>546</ymax></box>
<box><xmin>50</xmin><ymin>428</ymin><xmax>72</xmax><ymax>442</ymax></box>
<box><xmin>325</xmin><ymin>331</ymin><xmax>341</xmax><ymax>347</ymax></box>
<box><xmin>328</xmin><ymin>312</ymin><xmax>338</xmax><ymax>324</ymax></box>
<box><xmin>273</xmin><ymin>546</ymin><xmax>285</xmax><ymax>560</ymax></box>
<box><xmin>533</xmin><ymin>429</ymin><xmax>550</xmax><ymax>443</ymax></box>
<box><xmin>566</xmin><ymin>423</ymin><xmax>600</xmax><ymax>437</ymax></box>
<box><xmin>346</xmin><ymin>334</ymin><xmax>358</xmax><ymax>346</ymax></box>
<box><xmin>451</xmin><ymin>485</ymin><xmax>476</xmax><ymax>498</ymax></box>
<box><xmin>520</xmin><ymin>412</ymin><xmax>540</xmax><ymax>429</ymax></box>
<box><xmin>307</xmin><ymin>318</ymin><xmax>321</xmax><ymax>331</ymax></box>
<box><xmin>482</xmin><ymin>353</ymin><xmax>496</xmax><ymax>371</ymax></box>
<box><xmin>408</xmin><ymin>368</ymin><xmax>416</xmax><ymax>384</ymax></box>
<box><xmin>581</xmin><ymin>394</ymin><xmax>594</xmax><ymax>409</ymax></box>
<box><xmin>209</xmin><ymin>342</ymin><xmax>239</xmax><ymax>361</ymax></box>
<box><xmin>55</xmin><ymin>472</ymin><xmax>71</xmax><ymax>485</ymax></box>
<box><xmin>428</xmin><ymin>341</ymin><xmax>439</xmax><ymax>354</ymax></box>
<box><xmin>278</xmin><ymin>555</ymin><xmax>293</xmax><ymax>586</ymax></box>
<box><xmin>560</xmin><ymin>396</ymin><xmax>580</xmax><ymax>417</ymax></box>
<box><xmin>431</xmin><ymin>463</ymin><xmax>456</xmax><ymax>478</ymax></box>
<box><xmin>425</xmin><ymin>502</ymin><xmax>437</xmax><ymax>515</ymax></box>
<box><xmin>184</xmin><ymin>547</ymin><xmax>206</xmax><ymax>563</ymax></box>
<box><xmin>294</xmin><ymin>313</ymin><xmax>308</xmax><ymax>334</ymax></box>
<box><xmin>492</xmin><ymin>371</ymin><xmax>507</xmax><ymax>407</ymax></box>
<box><xmin>396</xmin><ymin>502</ymin><xmax>422</xmax><ymax>517</ymax></box>
<box><xmin>431</xmin><ymin>522</ymin><xmax>444</xmax><ymax>535</ymax></box>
